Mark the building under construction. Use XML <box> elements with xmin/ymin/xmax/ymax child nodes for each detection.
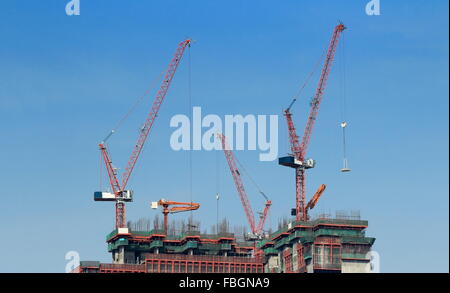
<box><xmin>75</xmin><ymin>23</ymin><xmax>376</xmax><ymax>273</ymax></box>
<box><xmin>74</xmin><ymin>212</ymin><xmax>375</xmax><ymax>273</ymax></box>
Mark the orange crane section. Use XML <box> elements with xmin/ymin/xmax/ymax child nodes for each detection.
<box><xmin>305</xmin><ymin>184</ymin><xmax>326</xmax><ymax>211</ymax></box>
<box><xmin>151</xmin><ymin>199</ymin><xmax>200</xmax><ymax>234</ymax></box>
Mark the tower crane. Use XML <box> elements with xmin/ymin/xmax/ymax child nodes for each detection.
<box><xmin>94</xmin><ymin>39</ymin><xmax>192</xmax><ymax>229</ymax></box>
<box><xmin>151</xmin><ymin>199</ymin><xmax>200</xmax><ymax>234</ymax></box>
<box><xmin>217</xmin><ymin>133</ymin><xmax>271</xmax><ymax>239</ymax></box>
<box><xmin>279</xmin><ymin>23</ymin><xmax>345</xmax><ymax>221</ymax></box>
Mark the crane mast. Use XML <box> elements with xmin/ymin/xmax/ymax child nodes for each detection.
<box><xmin>280</xmin><ymin>24</ymin><xmax>345</xmax><ymax>221</ymax></box>
<box><xmin>96</xmin><ymin>39</ymin><xmax>192</xmax><ymax>229</ymax></box>
<box><xmin>217</xmin><ymin>133</ymin><xmax>271</xmax><ymax>237</ymax></box>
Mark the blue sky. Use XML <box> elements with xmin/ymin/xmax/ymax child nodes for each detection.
<box><xmin>0</xmin><ymin>0</ymin><xmax>448</xmax><ymax>273</ymax></box>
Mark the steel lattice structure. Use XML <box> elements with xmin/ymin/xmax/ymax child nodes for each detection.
<box><xmin>283</xmin><ymin>24</ymin><xmax>345</xmax><ymax>221</ymax></box>
<box><xmin>218</xmin><ymin>133</ymin><xmax>271</xmax><ymax>236</ymax></box>
<box><xmin>99</xmin><ymin>39</ymin><xmax>191</xmax><ymax>228</ymax></box>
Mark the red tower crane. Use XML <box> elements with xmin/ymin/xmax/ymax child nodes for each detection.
<box><xmin>217</xmin><ymin>133</ymin><xmax>271</xmax><ymax>238</ymax></box>
<box><xmin>95</xmin><ymin>39</ymin><xmax>192</xmax><ymax>229</ymax></box>
<box><xmin>279</xmin><ymin>23</ymin><xmax>345</xmax><ymax>221</ymax></box>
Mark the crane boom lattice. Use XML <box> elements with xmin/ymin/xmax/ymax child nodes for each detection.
<box><xmin>96</xmin><ymin>39</ymin><xmax>192</xmax><ymax>229</ymax></box>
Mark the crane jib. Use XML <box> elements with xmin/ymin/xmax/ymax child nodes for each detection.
<box><xmin>218</xmin><ymin>133</ymin><xmax>271</xmax><ymax>237</ymax></box>
<box><xmin>98</xmin><ymin>39</ymin><xmax>191</xmax><ymax>229</ymax></box>
<box><xmin>281</xmin><ymin>24</ymin><xmax>345</xmax><ymax>222</ymax></box>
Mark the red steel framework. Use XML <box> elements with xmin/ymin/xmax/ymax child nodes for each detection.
<box><xmin>145</xmin><ymin>254</ymin><xmax>263</xmax><ymax>273</ymax></box>
<box><xmin>284</xmin><ymin>23</ymin><xmax>345</xmax><ymax>221</ymax></box>
<box><xmin>99</xmin><ymin>263</ymin><xmax>146</xmax><ymax>273</ymax></box>
<box><xmin>217</xmin><ymin>133</ymin><xmax>271</xmax><ymax>236</ymax></box>
<box><xmin>283</xmin><ymin>248</ymin><xmax>293</xmax><ymax>273</ymax></box>
<box><xmin>297</xmin><ymin>243</ymin><xmax>306</xmax><ymax>273</ymax></box>
<box><xmin>313</xmin><ymin>237</ymin><xmax>342</xmax><ymax>271</ymax></box>
<box><xmin>77</xmin><ymin>255</ymin><xmax>264</xmax><ymax>273</ymax></box>
<box><xmin>99</xmin><ymin>39</ymin><xmax>191</xmax><ymax>228</ymax></box>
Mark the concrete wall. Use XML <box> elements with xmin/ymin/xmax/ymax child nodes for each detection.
<box><xmin>112</xmin><ymin>246</ymin><xmax>139</xmax><ymax>264</ymax></box>
<box><xmin>292</xmin><ymin>243</ymin><xmax>298</xmax><ymax>272</ymax></box>
<box><xmin>306</xmin><ymin>259</ymin><xmax>314</xmax><ymax>273</ymax></box>
<box><xmin>341</xmin><ymin>259</ymin><xmax>371</xmax><ymax>273</ymax></box>
<box><xmin>264</xmin><ymin>255</ymin><xmax>280</xmax><ymax>273</ymax></box>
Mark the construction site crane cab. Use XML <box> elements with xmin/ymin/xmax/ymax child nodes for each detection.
<box><xmin>279</xmin><ymin>156</ymin><xmax>315</xmax><ymax>169</ymax></box>
<box><xmin>279</xmin><ymin>98</ymin><xmax>316</xmax><ymax>170</ymax></box>
<box><xmin>94</xmin><ymin>190</ymin><xmax>133</xmax><ymax>202</ymax></box>
<box><xmin>280</xmin><ymin>98</ymin><xmax>316</xmax><ymax>170</ymax></box>
<box><xmin>245</xmin><ymin>233</ymin><xmax>262</xmax><ymax>242</ymax></box>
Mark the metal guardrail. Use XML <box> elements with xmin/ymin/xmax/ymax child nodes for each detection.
<box><xmin>269</xmin><ymin>218</ymin><xmax>369</xmax><ymax>240</ymax></box>
<box><xmin>106</xmin><ymin>229</ymin><xmax>118</xmax><ymax>241</ymax></box>
<box><xmin>341</xmin><ymin>236</ymin><xmax>375</xmax><ymax>245</ymax></box>
<box><xmin>341</xmin><ymin>253</ymin><xmax>369</xmax><ymax>260</ymax></box>
<box><xmin>142</xmin><ymin>253</ymin><xmax>263</xmax><ymax>264</ymax></box>
<box><xmin>99</xmin><ymin>263</ymin><xmax>146</xmax><ymax>272</ymax></box>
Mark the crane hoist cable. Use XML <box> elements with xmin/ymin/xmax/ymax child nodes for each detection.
<box><xmin>340</xmin><ymin>31</ymin><xmax>348</xmax><ymax>124</ymax></box>
<box><xmin>283</xmin><ymin>47</ymin><xmax>327</xmax><ymax>156</ymax></box>
<box><xmin>292</xmin><ymin>46</ymin><xmax>327</xmax><ymax>102</ymax></box>
<box><xmin>234</xmin><ymin>155</ymin><xmax>269</xmax><ymax>201</ymax></box>
<box><xmin>339</xmin><ymin>31</ymin><xmax>351</xmax><ymax>172</ymax></box>
<box><xmin>215</xmin><ymin>149</ymin><xmax>221</xmax><ymax>232</ymax></box>
<box><xmin>187</xmin><ymin>44</ymin><xmax>193</xmax><ymax>212</ymax></box>
<box><xmin>101</xmin><ymin>70</ymin><xmax>166</xmax><ymax>144</ymax></box>
<box><xmin>99</xmin><ymin>150</ymin><xmax>103</xmax><ymax>191</ymax></box>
